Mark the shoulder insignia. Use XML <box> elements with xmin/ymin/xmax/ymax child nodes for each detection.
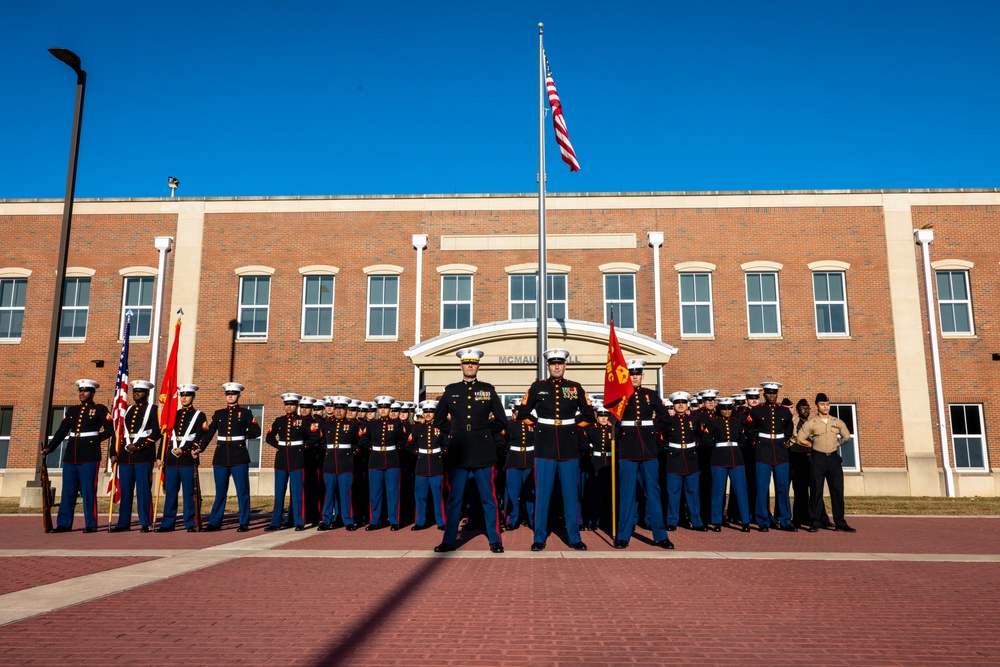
<box><xmin>310</xmin><ymin>423</ymin><xmax>318</xmax><ymax>432</ymax></box>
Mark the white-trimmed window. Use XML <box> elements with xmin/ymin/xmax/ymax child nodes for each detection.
<box><xmin>247</xmin><ymin>405</ymin><xmax>265</xmax><ymax>469</ymax></box>
<box><xmin>302</xmin><ymin>275</ymin><xmax>335</xmax><ymax>338</ymax></box>
<box><xmin>743</xmin><ymin>263</ymin><xmax>782</xmax><ymax>337</ymax></box>
<box><xmin>829</xmin><ymin>404</ymin><xmax>860</xmax><ymax>472</ymax></box>
<box><xmin>508</xmin><ymin>274</ymin><xmax>568</xmax><ymax>320</ymax></box>
<box><xmin>60</xmin><ymin>277</ymin><xmax>91</xmax><ymax>340</ymax></box>
<box><xmin>0</xmin><ymin>407</ymin><xmax>11</xmax><ymax>469</ymax></box>
<box><xmin>441</xmin><ymin>275</ymin><xmax>473</xmax><ymax>330</ymax></box>
<box><xmin>813</xmin><ymin>272</ymin><xmax>849</xmax><ymax>335</ymax></box>
<box><xmin>238</xmin><ymin>276</ymin><xmax>271</xmax><ymax>339</ymax></box>
<box><xmin>604</xmin><ymin>274</ymin><xmax>636</xmax><ymax>328</ymax></box>
<box><xmin>367</xmin><ymin>275</ymin><xmax>400</xmax><ymax>338</ymax></box>
<box><xmin>0</xmin><ymin>278</ymin><xmax>27</xmax><ymax>341</ymax></box>
<box><xmin>45</xmin><ymin>407</ymin><xmax>70</xmax><ymax>469</ymax></box>
<box><xmin>949</xmin><ymin>404</ymin><xmax>987</xmax><ymax>471</ymax></box>
<box><xmin>679</xmin><ymin>272</ymin><xmax>713</xmax><ymax>336</ymax></box>
<box><xmin>936</xmin><ymin>270</ymin><xmax>974</xmax><ymax>335</ymax></box>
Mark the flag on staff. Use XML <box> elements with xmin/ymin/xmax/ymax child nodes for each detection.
<box><xmin>157</xmin><ymin>315</ymin><xmax>181</xmax><ymax>485</ymax></box>
<box><xmin>603</xmin><ymin>315</ymin><xmax>634</xmax><ymax>420</ymax></box>
<box><xmin>544</xmin><ymin>51</ymin><xmax>580</xmax><ymax>172</ymax></box>
<box><xmin>106</xmin><ymin>316</ymin><xmax>131</xmax><ymax>503</ymax></box>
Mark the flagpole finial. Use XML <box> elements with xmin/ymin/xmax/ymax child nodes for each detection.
<box><xmin>177</xmin><ymin>307</ymin><xmax>184</xmax><ymax>316</ymax></box>
<box><xmin>538</xmin><ymin>22</ymin><xmax>543</xmax><ymax>32</ymax></box>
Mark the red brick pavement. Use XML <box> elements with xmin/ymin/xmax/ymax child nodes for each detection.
<box><xmin>0</xmin><ymin>558</ymin><xmax>997</xmax><ymax>666</ymax></box>
<box><xmin>0</xmin><ymin>557</ymin><xmax>157</xmax><ymax>596</ymax></box>
<box><xmin>278</xmin><ymin>516</ymin><xmax>1000</xmax><ymax>554</ymax></box>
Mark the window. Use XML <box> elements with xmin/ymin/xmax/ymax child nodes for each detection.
<box><xmin>813</xmin><ymin>272</ymin><xmax>849</xmax><ymax>335</ymax></box>
<box><xmin>367</xmin><ymin>275</ymin><xmax>399</xmax><ymax>338</ymax></box>
<box><xmin>45</xmin><ymin>407</ymin><xmax>70</xmax><ymax>469</ymax></box>
<box><xmin>604</xmin><ymin>274</ymin><xmax>636</xmax><ymax>328</ymax></box>
<box><xmin>936</xmin><ymin>271</ymin><xmax>973</xmax><ymax>335</ymax></box>
<box><xmin>0</xmin><ymin>278</ymin><xmax>27</xmax><ymax>340</ymax></box>
<box><xmin>121</xmin><ymin>277</ymin><xmax>154</xmax><ymax>338</ymax></box>
<box><xmin>302</xmin><ymin>275</ymin><xmax>335</xmax><ymax>338</ymax></box>
<box><xmin>248</xmin><ymin>405</ymin><xmax>265</xmax><ymax>469</ymax></box>
<box><xmin>0</xmin><ymin>407</ymin><xmax>11</xmax><ymax>469</ymax></box>
<box><xmin>238</xmin><ymin>276</ymin><xmax>271</xmax><ymax>339</ymax></box>
<box><xmin>60</xmin><ymin>277</ymin><xmax>91</xmax><ymax>340</ymax></box>
<box><xmin>508</xmin><ymin>275</ymin><xmax>567</xmax><ymax>320</ymax></box>
<box><xmin>679</xmin><ymin>273</ymin><xmax>713</xmax><ymax>336</ymax></box>
<box><xmin>949</xmin><ymin>404</ymin><xmax>987</xmax><ymax>471</ymax></box>
<box><xmin>829</xmin><ymin>404</ymin><xmax>860</xmax><ymax>472</ymax></box>
<box><xmin>745</xmin><ymin>272</ymin><xmax>781</xmax><ymax>336</ymax></box>
<box><xmin>441</xmin><ymin>275</ymin><xmax>473</xmax><ymax>330</ymax></box>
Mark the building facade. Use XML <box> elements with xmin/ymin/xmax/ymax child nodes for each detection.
<box><xmin>0</xmin><ymin>189</ymin><xmax>996</xmax><ymax>498</ymax></box>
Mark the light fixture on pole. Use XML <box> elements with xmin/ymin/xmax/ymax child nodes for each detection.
<box><xmin>168</xmin><ymin>176</ymin><xmax>179</xmax><ymax>197</ymax></box>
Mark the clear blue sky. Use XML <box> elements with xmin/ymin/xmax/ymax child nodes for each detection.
<box><xmin>3</xmin><ymin>1</ymin><xmax>999</xmax><ymax>199</ymax></box>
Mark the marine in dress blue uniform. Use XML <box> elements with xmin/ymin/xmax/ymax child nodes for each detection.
<box><xmin>318</xmin><ymin>396</ymin><xmax>361</xmax><ymax>531</ymax></box>
<box><xmin>43</xmin><ymin>379</ymin><xmax>114</xmax><ymax>532</ymax></box>
<box><xmin>264</xmin><ymin>393</ymin><xmax>321</xmax><ymax>531</ymax></box>
<box><xmin>110</xmin><ymin>380</ymin><xmax>161</xmax><ymax>532</ymax></box>
<box><xmin>502</xmin><ymin>403</ymin><xmax>536</xmax><ymax>531</ymax></box>
<box><xmin>433</xmin><ymin>348</ymin><xmax>508</xmax><ymax>554</ymax></box>
<box><xmin>407</xmin><ymin>400</ymin><xmax>446</xmax><ymax>530</ymax></box>
<box><xmin>520</xmin><ymin>348</ymin><xmax>595</xmax><ymax>552</ymax></box>
<box><xmin>613</xmin><ymin>360</ymin><xmax>673</xmax><ymax>549</ymax></box>
<box><xmin>203</xmin><ymin>382</ymin><xmax>261</xmax><ymax>532</ymax></box>
<box><xmin>701</xmin><ymin>397</ymin><xmax>752</xmax><ymax>531</ymax></box>
<box><xmin>579</xmin><ymin>403</ymin><xmax>614</xmax><ymax>533</ymax></box>
<box><xmin>662</xmin><ymin>391</ymin><xmax>707</xmax><ymax>532</ymax></box>
<box><xmin>351</xmin><ymin>400</ymin><xmax>372</xmax><ymax>526</ymax></box>
<box><xmin>746</xmin><ymin>381</ymin><xmax>796</xmax><ymax>532</ymax></box>
<box><xmin>156</xmin><ymin>384</ymin><xmax>207</xmax><ymax>532</ymax></box>
<box><xmin>361</xmin><ymin>395</ymin><xmax>406</xmax><ymax>530</ymax></box>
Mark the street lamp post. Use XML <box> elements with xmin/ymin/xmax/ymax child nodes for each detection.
<box><xmin>24</xmin><ymin>49</ymin><xmax>87</xmax><ymax>507</ymax></box>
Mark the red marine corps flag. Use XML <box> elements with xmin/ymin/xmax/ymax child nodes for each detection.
<box><xmin>603</xmin><ymin>316</ymin><xmax>634</xmax><ymax>421</ymax></box>
<box><xmin>152</xmin><ymin>311</ymin><xmax>182</xmax><ymax>523</ymax></box>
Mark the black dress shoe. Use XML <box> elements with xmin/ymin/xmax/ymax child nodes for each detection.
<box><xmin>665</xmin><ymin>525</ymin><xmax>677</xmax><ymax>532</ymax></box>
<box><xmin>140</xmin><ymin>526</ymin><xmax>152</xmax><ymax>533</ymax></box>
<box><xmin>433</xmin><ymin>543</ymin><xmax>457</xmax><ymax>553</ymax></box>
<box><xmin>109</xmin><ymin>526</ymin><xmax>130</xmax><ymax>533</ymax></box>
<box><xmin>807</xmin><ymin>525</ymin><xmax>820</xmax><ymax>533</ymax></box>
<box><xmin>758</xmin><ymin>525</ymin><xmax>769</xmax><ymax>532</ymax></box>
<box><xmin>187</xmin><ymin>527</ymin><xmax>197</xmax><ymax>533</ymax></box>
<box><xmin>822</xmin><ymin>521</ymin><xmax>835</xmax><ymax>529</ymax></box>
<box><xmin>437</xmin><ymin>525</ymin><xmax>445</xmax><ymax>531</ymax></box>
<box><xmin>613</xmin><ymin>539</ymin><xmax>629</xmax><ymax>549</ymax></box>
<box><xmin>389</xmin><ymin>524</ymin><xmax>401</xmax><ymax>531</ymax></box>
<box><xmin>153</xmin><ymin>526</ymin><xmax>174</xmax><ymax>533</ymax></box>
<box><xmin>294</xmin><ymin>526</ymin><xmax>307</xmax><ymax>531</ymax></box>
<box><xmin>653</xmin><ymin>539</ymin><xmax>674</xmax><ymax>550</ymax></box>
<box><xmin>236</xmin><ymin>524</ymin><xmax>250</xmax><ymax>532</ymax></box>
<box><xmin>741</xmin><ymin>525</ymin><xmax>751</xmax><ymax>533</ymax></box>
<box><xmin>780</xmin><ymin>524</ymin><xmax>799</xmax><ymax>533</ymax></box>
<box><xmin>316</xmin><ymin>523</ymin><xmax>330</xmax><ymax>532</ymax></box>
<box><xmin>345</xmin><ymin>524</ymin><xmax>359</xmax><ymax>531</ymax></box>
<box><xmin>693</xmin><ymin>525</ymin><xmax>708</xmax><ymax>532</ymax></box>
<box><xmin>835</xmin><ymin>524</ymin><xmax>857</xmax><ymax>533</ymax></box>
<box><xmin>203</xmin><ymin>524</ymin><xmax>221</xmax><ymax>532</ymax></box>
<box><xmin>364</xmin><ymin>524</ymin><xmax>379</xmax><ymax>531</ymax></box>
<box><xmin>568</xmin><ymin>541</ymin><xmax>587</xmax><ymax>551</ymax></box>
<box><xmin>410</xmin><ymin>524</ymin><xmax>426</xmax><ymax>531</ymax></box>
<box><xmin>710</xmin><ymin>525</ymin><xmax>722</xmax><ymax>533</ymax></box>
<box><xmin>264</xmin><ymin>525</ymin><xmax>280</xmax><ymax>532</ymax></box>
<box><xmin>530</xmin><ymin>541</ymin><xmax>545</xmax><ymax>551</ymax></box>
<box><xmin>489</xmin><ymin>542</ymin><xmax>504</xmax><ymax>554</ymax></box>
<box><xmin>51</xmin><ymin>526</ymin><xmax>70</xmax><ymax>533</ymax></box>
<box><xmin>504</xmin><ymin>523</ymin><xmax>518</xmax><ymax>531</ymax></box>
<box><xmin>83</xmin><ymin>527</ymin><xmax>98</xmax><ymax>533</ymax></box>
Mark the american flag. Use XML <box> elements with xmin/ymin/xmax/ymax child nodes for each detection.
<box><xmin>106</xmin><ymin>317</ymin><xmax>130</xmax><ymax>501</ymax></box>
<box><xmin>544</xmin><ymin>51</ymin><xmax>580</xmax><ymax>172</ymax></box>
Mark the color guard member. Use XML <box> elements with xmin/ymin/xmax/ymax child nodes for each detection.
<box><xmin>156</xmin><ymin>383</ymin><xmax>207</xmax><ymax>532</ymax></box>
<box><xmin>110</xmin><ymin>380</ymin><xmax>161</xmax><ymax>532</ymax></box>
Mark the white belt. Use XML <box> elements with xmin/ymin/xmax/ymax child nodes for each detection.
<box><xmin>129</xmin><ymin>429</ymin><xmax>153</xmax><ymax>439</ymax></box>
<box><xmin>509</xmin><ymin>446</ymin><xmax>535</xmax><ymax>452</ymax></box>
<box><xmin>73</xmin><ymin>431</ymin><xmax>100</xmax><ymax>438</ymax></box>
<box><xmin>372</xmin><ymin>446</ymin><xmax>397</xmax><ymax>452</ymax></box>
<box><xmin>620</xmin><ymin>420</ymin><xmax>654</xmax><ymax>427</ymax></box>
<box><xmin>536</xmin><ymin>418</ymin><xmax>571</xmax><ymax>426</ymax></box>
<box><xmin>758</xmin><ymin>433</ymin><xmax>785</xmax><ymax>439</ymax></box>
<box><xmin>176</xmin><ymin>434</ymin><xmax>198</xmax><ymax>443</ymax></box>
<box><xmin>417</xmin><ymin>448</ymin><xmax>442</xmax><ymax>454</ymax></box>
<box><xmin>218</xmin><ymin>436</ymin><xmax>246</xmax><ymax>442</ymax></box>
<box><xmin>327</xmin><ymin>444</ymin><xmax>352</xmax><ymax>449</ymax></box>
<box><xmin>715</xmin><ymin>441</ymin><xmax>739</xmax><ymax>448</ymax></box>
<box><xmin>594</xmin><ymin>451</ymin><xmax>612</xmax><ymax>456</ymax></box>
<box><xmin>277</xmin><ymin>440</ymin><xmax>305</xmax><ymax>447</ymax></box>
<box><xmin>668</xmin><ymin>442</ymin><xmax>691</xmax><ymax>449</ymax></box>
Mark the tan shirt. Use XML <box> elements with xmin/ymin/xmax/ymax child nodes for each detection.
<box><xmin>798</xmin><ymin>415</ymin><xmax>851</xmax><ymax>455</ymax></box>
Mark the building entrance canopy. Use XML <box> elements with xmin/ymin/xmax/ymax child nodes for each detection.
<box><xmin>405</xmin><ymin>319</ymin><xmax>678</xmax><ymax>396</ymax></box>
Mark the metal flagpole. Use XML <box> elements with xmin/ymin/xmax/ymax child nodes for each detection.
<box><xmin>536</xmin><ymin>22</ymin><xmax>548</xmax><ymax>381</ymax></box>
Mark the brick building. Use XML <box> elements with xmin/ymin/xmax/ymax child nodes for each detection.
<box><xmin>0</xmin><ymin>189</ymin><xmax>996</xmax><ymax>498</ymax></box>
